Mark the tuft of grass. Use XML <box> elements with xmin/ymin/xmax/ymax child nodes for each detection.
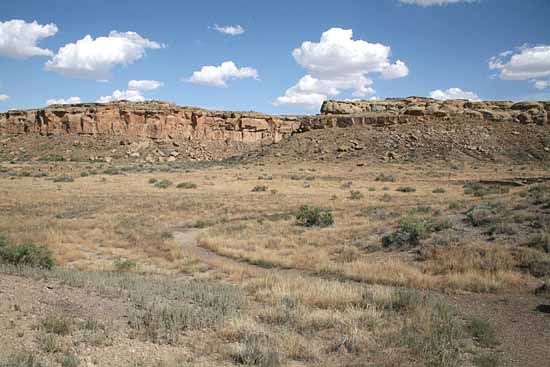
<box><xmin>526</xmin><ymin>231</ymin><xmax>550</xmax><ymax>253</ymax></box>
<box><xmin>467</xmin><ymin>318</ymin><xmax>498</xmax><ymax>347</ymax></box>
<box><xmin>176</xmin><ymin>182</ymin><xmax>197</xmax><ymax>189</ymax></box>
<box><xmin>38</xmin><ymin>333</ymin><xmax>60</xmax><ymax>353</ymax></box>
<box><xmin>295</xmin><ymin>205</ymin><xmax>334</xmax><ymax>228</ymax></box>
<box><xmin>0</xmin><ymin>352</ymin><xmax>44</xmax><ymax>367</ymax></box>
<box><xmin>433</xmin><ymin>188</ymin><xmax>446</xmax><ymax>194</ymax></box>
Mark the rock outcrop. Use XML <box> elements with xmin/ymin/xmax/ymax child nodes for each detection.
<box><xmin>1</xmin><ymin>97</ymin><xmax>549</xmax><ymax>145</ymax></box>
<box><xmin>318</xmin><ymin>97</ymin><xmax>550</xmax><ymax>126</ymax></box>
<box><xmin>0</xmin><ymin>100</ymin><xmax>301</xmax><ymax>143</ymax></box>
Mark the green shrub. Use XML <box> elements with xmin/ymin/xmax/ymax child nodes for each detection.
<box><xmin>464</xmin><ymin>182</ymin><xmax>510</xmax><ymax>197</ymax></box>
<box><xmin>382</xmin><ymin>216</ymin><xmax>429</xmax><ymax>248</ymax></box>
<box><xmin>473</xmin><ymin>353</ymin><xmax>499</xmax><ymax>367</ymax></box>
<box><xmin>432</xmin><ymin>188</ymin><xmax>446</xmax><ymax>194</ymax></box>
<box><xmin>40</xmin><ymin>315</ymin><xmax>72</xmax><ymax>336</ymax></box>
<box><xmin>0</xmin><ymin>352</ymin><xmax>43</xmax><ymax>367</ymax></box>
<box><xmin>295</xmin><ymin>205</ymin><xmax>333</xmax><ymax>227</ymax></box>
<box><xmin>381</xmin><ymin>193</ymin><xmax>392</xmax><ymax>202</ymax></box>
<box><xmin>375</xmin><ymin>174</ymin><xmax>396</xmax><ymax>182</ymax></box>
<box><xmin>466</xmin><ymin>204</ymin><xmax>497</xmax><ymax>227</ymax></box>
<box><xmin>52</xmin><ymin>175</ymin><xmax>74</xmax><ymax>183</ymax></box>
<box><xmin>526</xmin><ymin>232</ymin><xmax>550</xmax><ymax>253</ymax></box>
<box><xmin>177</xmin><ymin>182</ymin><xmax>197</xmax><ymax>189</ymax></box>
<box><xmin>148</xmin><ymin>178</ymin><xmax>157</xmax><ymax>184</ymax></box>
<box><xmin>349</xmin><ymin>190</ymin><xmax>363</xmax><ymax>200</ymax></box>
<box><xmin>112</xmin><ymin>258</ymin><xmax>137</xmax><ymax>272</ymax></box>
<box><xmin>252</xmin><ymin>185</ymin><xmax>268</xmax><ymax>192</ymax></box>
<box><xmin>42</xmin><ymin>154</ymin><xmax>65</xmax><ymax>162</ymax></box>
<box><xmin>154</xmin><ymin>179</ymin><xmax>172</xmax><ymax>189</ymax></box>
<box><xmin>0</xmin><ymin>237</ymin><xmax>55</xmax><ymax>269</ymax></box>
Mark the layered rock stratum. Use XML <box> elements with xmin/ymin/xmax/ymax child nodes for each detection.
<box><xmin>1</xmin><ymin>97</ymin><xmax>549</xmax><ymax>144</ymax></box>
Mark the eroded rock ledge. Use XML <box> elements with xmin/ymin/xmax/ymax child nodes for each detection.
<box><xmin>0</xmin><ymin>101</ymin><xmax>301</xmax><ymax>143</ymax></box>
<box><xmin>1</xmin><ymin>97</ymin><xmax>549</xmax><ymax>144</ymax></box>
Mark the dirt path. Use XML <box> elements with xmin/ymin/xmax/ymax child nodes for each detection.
<box><xmin>174</xmin><ymin>228</ymin><xmax>550</xmax><ymax>367</ymax></box>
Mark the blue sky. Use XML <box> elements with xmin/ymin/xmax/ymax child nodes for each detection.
<box><xmin>0</xmin><ymin>0</ymin><xmax>549</xmax><ymax>114</ymax></box>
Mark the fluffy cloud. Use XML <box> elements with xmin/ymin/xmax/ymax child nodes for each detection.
<box><xmin>97</xmin><ymin>79</ymin><xmax>163</xmax><ymax>103</ymax></box>
<box><xmin>0</xmin><ymin>94</ymin><xmax>9</xmax><ymax>101</ymax></box>
<box><xmin>128</xmin><ymin>79</ymin><xmax>163</xmax><ymax>91</ymax></box>
<box><xmin>534</xmin><ymin>80</ymin><xmax>550</xmax><ymax>90</ymax></box>
<box><xmin>489</xmin><ymin>45</ymin><xmax>550</xmax><ymax>85</ymax></box>
<box><xmin>0</xmin><ymin>19</ymin><xmax>58</xmax><ymax>59</ymax></box>
<box><xmin>399</xmin><ymin>0</ymin><xmax>476</xmax><ymax>6</ymax></box>
<box><xmin>188</xmin><ymin>61</ymin><xmax>258</xmax><ymax>87</ymax></box>
<box><xmin>430</xmin><ymin>87</ymin><xmax>480</xmax><ymax>101</ymax></box>
<box><xmin>46</xmin><ymin>96</ymin><xmax>81</xmax><ymax>106</ymax></box>
<box><xmin>44</xmin><ymin>31</ymin><xmax>163</xmax><ymax>80</ymax></box>
<box><xmin>275</xmin><ymin>28</ymin><xmax>409</xmax><ymax>109</ymax></box>
<box><xmin>213</xmin><ymin>24</ymin><xmax>245</xmax><ymax>36</ymax></box>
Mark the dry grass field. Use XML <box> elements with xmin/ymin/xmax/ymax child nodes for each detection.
<box><xmin>1</xmin><ymin>156</ymin><xmax>549</xmax><ymax>367</ymax></box>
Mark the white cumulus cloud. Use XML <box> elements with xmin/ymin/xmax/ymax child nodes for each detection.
<box><xmin>429</xmin><ymin>87</ymin><xmax>480</xmax><ymax>101</ymax></box>
<box><xmin>0</xmin><ymin>19</ymin><xmax>58</xmax><ymax>59</ymax></box>
<box><xmin>44</xmin><ymin>31</ymin><xmax>164</xmax><ymax>80</ymax></box>
<box><xmin>46</xmin><ymin>96</ymin><xmax>81</xmax><ymax>106</ymax></box>
<box><xmin>489</xmin><ymin>45</ymin><xmax>550</xmax><ymax>90</ymax></box>
<box><xmin>213</xmin><ymin>24</ymin><xmax>245</xmax><ymax>36</ymax></box>
<box><xmin>97</xmin><ymin>79</ymin><xmax>163</xmax><ymax>103</ymax></box>
<box><xmin>399</xmin><ymin>0</ymin><xmax>477</xmax><ymax>6</ymax></box>
<box><xmin>275</xmin><ymin>28</ymin><xmax>409</xmax><ymax>109</ymax></box>
<box><xmin>188</xmin><ymin>61</ymin><xmax>258</xmax><ymax>87</ymax></box>
<box><xmin>128</xmin><ymin>79</ymin><xmax>163</xmax><ymax>91</ymax></box>
<box><xmin>0</xmin><ymin>94</ymin><xmax>9</xmax><ymax>101</ymax></box>
<box><xmin>534</xmin><ymin>80</ymin><xmax>550</xmax><ymax>90</ymax></box>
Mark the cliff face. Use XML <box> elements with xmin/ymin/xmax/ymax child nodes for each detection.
<box><xmin>0</xmin><ymin>101</ymin><xmax>301</xmax><ymax>143</ymax></box>
<box><xmin>1</xmin><ymin>97</ymin><xmax>549</xmax><ymax>144</ymax></box>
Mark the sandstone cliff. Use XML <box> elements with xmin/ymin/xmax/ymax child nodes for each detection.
<box><xmin>0</xmin><ymin>100</ymin><xmax>301</xmax><ymax>143</ymax></box>
<box><xmin>1</xmin><ymin>97</ymin><xmax>549</xmax><ymax>145</ymax></box>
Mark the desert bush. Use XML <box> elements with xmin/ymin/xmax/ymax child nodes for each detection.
<box><xmin>375</xmin><ymin>173</ymin><xmax>396</xmax><ymax>182</ymax></box>
<box><xmin>0</xmin><ymin>352</ymin><xmax>43</xmax><ymax>367</ymax></box>
<box><xmin>433</xmin><ymin>188</ymin><xmax>446</xmax><ymax>194</ymax></box>
<box><xmin>381</xmin><ymin>193</ymin><xmax>392</xmax><ymax>202</ymax></box>
<box><xmin>0</xmin><ymin>236</ymin><xmax>55</xmax><ymax>269</ymax></box>
<box><xmin>466</xmin><ymin>204</ymin><xmax>499</xmax><ymax>227</ymax></box>
<box><xmin>402</xmin><ymin>299</ymin><xmax>462</xmax><ymax>367</ymax></box>
<box><xmin>467</xmin><ymin>318</ymin><xmax>497</xmax><ymax>347</ymax></box>
<box><xmin>38</xmin><ymin>333</ymin><xmax>60</xmax><ymax>353</ymax></box>
<box><xmin>397</xmin><ymin>186</ymin><xmax>416</xmax><ymax>193</ymax></box>
<box><xmin>52</xmin><ymin>175</ymin><xmax>74</xmax><ymax>183</ymax></box>
<box><xmin>177</xmin><ymin>182</ymin><xmax>197</xmax><ymax>189</ymax></box>
<box><xmin>464</xmin><ymin>182</ymin><xmax>510</xmax><ymax>197</ymax></box>
<box><xmin>59</xmin><ymin>354</ymin><xmax>79</xmax><ymax>367</ymax></box>
<box><xmin>42</xmin><ymin>154</ymin><xmax>65</xmax><ymax>162</ymax></box>
<box><xmin>382</xmin><ymin>216</ymin><xmax>429</xmax><ymax>248</ymax></box>
<box><xmin>231</xmin><ymin>331</ymin><xmax>281</xmax><ymax>367</ymax></box>
<box><xmin>252</xmin><ymin>185</ymin><xmax>268</xmax><ymax>192</ymax></box>
<box><xmin>349</xmin><ymin>190</ymin><xmax>364</xmax><ymax>200</ymax></box>
<box><xmin>113</xmin><ymin>257</ymin><xmax>137</xmax><ymax>272</ymax></box>
<box><xmin>295</xmin><ymin>205</ymin><xmax>333</xmax><ymax>227</ymax></box>
<box><xmin>526</xmin><ymin>232</ymin><xmax>550</xmax><ymax>253</ymax></box>
<box><xmin>154</xmin><ymin>179</ymin><xmax>172</xmax><ymax>189</ymax></box>
<box><xmin>148</xmin><ymin>178</ymin><xmax>157</xmax><ymax>184</ymax></box>
<box><xmin>40</xmin><ymin>315</ymin><xmax>72</xmax><ymax>335</ymax></box>
<box><xmin>526</xmin><ymin>184</ymin><xmax>550</xmax><ymax>206</ymax></box>
<box><xmin>473</xmin><ymin>353</ymin><xmax>499</xmax><ymax>367</ymax></box>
